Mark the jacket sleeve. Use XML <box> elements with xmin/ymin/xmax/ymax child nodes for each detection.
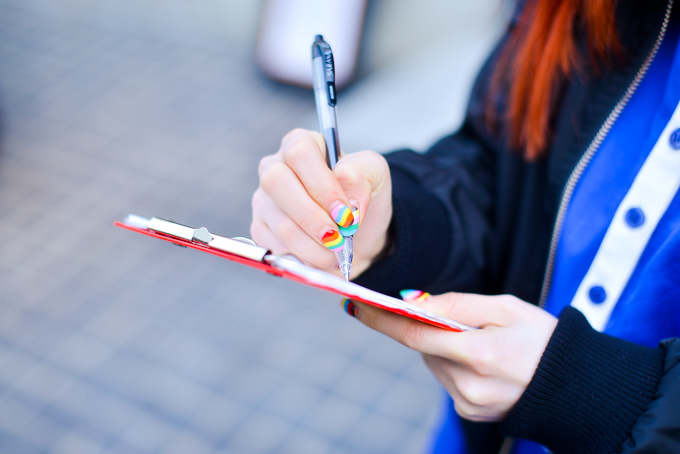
<box><xmin>500</xmin><ymin>306</ymin><xmax>680</xmax><ymax>454</ymax></box>
<box><xmin>353</xmin><ymin>51</ymin><xmax>500</xmax><ymax>298</ymax></box>
<box><xmin>623</xmin><ymin>338</ymin><xmax>680</xmax><ymax>453</ymax></box>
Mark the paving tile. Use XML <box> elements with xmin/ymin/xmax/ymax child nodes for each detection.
<box><xmin>51</xmin><ymin>432</ymin><xmax>104</xmax><ymax>454</ymax></box>
<box><xmin>84</xmin><ymin>349</ymin><xmax>145</xmax><ymax>390</ymax></box>
<box><xmin>399</xmin><ymin>357</ymin><xmax>441</xmax><ymax>388</ymax></box>
<box><xmin>50</xmin><ymin>332</ymin><xmax>116</xmax><ymax>375</ymax></box>
<box><xmin>323</xmin><ymin>317</ymin><xmax>385</xmax><ymax>358</ymax></box>
<box><xmin>374</xmin><ymin>378</ymin><xmax>440</xmax><ymax>427</ymax></box>
<box><xmin>0</xmin><ymin>343</ymin><xmax>18</xmax><ymax>371</ymax></box>
<box><xmin>116</xmin><ymin>411</ymin><xmax>176</xmax><ymax>452</ymax></box>
<box><xmin>117</xmin><ymin>362</ymin><xmax>212</xmax><ymax>418</ymax></box>
<box><xmin>0</xmin><ymin>349</ymin><xmax>44</xmax><ymax>390</ymax></box>
<box><xmin>81</xmin><ymin>305</ymin><xmax>151</xmax><ymax>346</ymax></box>
<box><xmin>223</xmin><ymin>412</ymin><xmax>292</xmax><ymax>454</ymax></box>
<box><xmin>301</xmin><ymin>394</ymin><xmax>365</xmax><ymax>440</ymax></box>
<box><xmin>0</xmin><ymin>305</ymin><xmax>40</xmax><ymax>343</ymax></box>
<box><xmin>342</xmin><ymin>411</ymin><xmax>411</xmax><ymax>454</ymax></box>
<box><xmin>12</xmin><ymin>410</ymin><xmax>70</xmax><ymax>450</ymax></box>
<box><xmin>190</xmin><ymin>393</ymin><xmax>251</xmax><ymax>441</ymax></box>
<box><xmin>221</xmin><ymin>363</ymin><xmax>282</xmax><ymax>406</ymax></box>
<box><xmin>52</xmin><ymin>382</ymin><xmax>144</xmax><ymax>435</ymax></box>
<box><xmin>402</xmin><ymin>427</ymin><xmax>437</xmax><ymax>454</ymax></box>
<box><xmin>38</xmin><ymin>404</ymin><xmax>80</xmax><ymax>430</ymax></box>
<box><xmin>292</xmin><ymin>350</ymin><xmax>352</xmax><ymax>391</ymax></box>
<box><xmin>11</xmin><ymin>319</ymin><xmax>73</xmax><ymax>360</ymax></box>
<box><xmin>0</xmin><ymin>430</ymin><xmax>43</xmax><ymax>454</ymax></box>
<box><xmin>357</xmin><ymin>335</ymin><xmax>423</xmax><ymax>375</ymax></box>
<box><xmin>177</xmin><ymin>348</ymin><xmax>242</xmax><ymax>392</ymax></box>
<box><xmin>277</xmin><ymin>426</ymin><xmax>333</xmax><ymax>454</ymax></box>
<box><xmin>259</xmin><ymin>378</ymin><xmax>324</xmax><ymax>423</ymax></box>
<box><xmin>249</xmin><ymin>335</ymin><xmax>314</xmax><ymax>372</ymax></box>
<box><xmin>100</xmin><ymin>438</ymin><xmax>147</xmax><ymax>454</ymax></box>
<box><xmin>0</xmin><ymin>394</ymin><xmax>40</xmax><ymax>433</ymax></box>
<box><xmin>159</xmin><ymin>429</ymin><xmax>215</xmax><ymax>454</ymax></box>
<box><xmin>100</xmin><ymin>440</ymin><xmax>146</xmax><ymax>454</ymax></box>
<box><xmin>12</xmin><ymin>362</ymin><xmax>78</xmax><ymax>404</ymax></box>
<box><xmin>150</xmin><ymin>330</ymin><xmax>222</xmax><ymax>374</ymax></box>
<box><xmin>331</xmin><ymin>361</ymin><xmax>395</xmax><ymax>408</ymax></box>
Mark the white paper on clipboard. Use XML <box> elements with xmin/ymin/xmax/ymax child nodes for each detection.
<box><xmin>116</xmin><ymin>215</ymin><xmax>474</xmax><ymax>332</ymax></box>
<box><xmin>268</xmin><ymin>256</ymin><xmax>474</xmax><ymax>332</ymax></box>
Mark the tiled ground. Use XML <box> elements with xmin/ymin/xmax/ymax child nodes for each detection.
<box><xmin>0</xmin><ymin>1</ymin><xmax>502</xmax><ymax>453</ymax></box>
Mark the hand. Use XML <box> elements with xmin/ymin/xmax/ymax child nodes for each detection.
<box><xmin>251</xmin><ymin>129</ymin><xmax>393</xmax><ymax>277</ymax></box>
<box><xmin>348</xmin><ymin>292</ymin><xmax>557</xmax><ymax>422</ymax></box>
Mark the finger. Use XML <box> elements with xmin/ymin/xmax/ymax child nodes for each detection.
<box><xmin>279</xmin><ymin>129</ymin><xmax>357</xmax><ymax>229</ymax></box>
<box><xmin>353</xmin><ymin>298</ymin><xmax>502</xmax><ymax>365</ymax></box>
<box><xmin>406</xmin><ymin>292</ymin><xmax>521</xmax><ymax>328</ymax></box>
<box><xmin>252</xmin><ymin>188</ymin><xmax>289</xmax><ymax>254</ymax></box>
<box><xmin>253</xmin><ymin>219</ymin><xmax>338</xmax><ymax>270</ymax></box>
<box><xmin>332</xmin><ymin>150</ymin><xmax>391</xmax><ymax>234</ymax></box>
<box><xmin>428</xmin><ymin>353</ymin><xmax>523</xmax><ymax>422</ymax></box>
<box><xmin>259</xmin><ymin>155</ymin><xmax>348</xmax><ymax>253</ymax></box>
<box><xmin>422</xmin><ymin>353</ymin><xmax>469</xmax><ymax>405</ymax></box>
<box><xmin>250</xmin><ymin>219</ymin><xmax>287</xmax><ymax>255</ymax></box>
<box><xmin>423</xmin><ymin>354</ymin><xmax>497</xmax><ymax>422</ymax></box>
<box><xmin>353</xmin><ymin>301</ymin><xmax>461</xmax><ymax>358</ymax></box>
<box><xmin>255</xmin><ymin>191</ymin><xmax>338</xmax><ymax>270</ymax></box>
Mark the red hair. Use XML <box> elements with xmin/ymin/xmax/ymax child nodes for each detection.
<box><xmin>491</xmin><ymin>0</ymin><xmax>622</xmax><ymax>160</ymax></box>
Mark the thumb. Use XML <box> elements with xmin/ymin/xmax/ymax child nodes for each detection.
<box><xmin>405</xmin><ymin>291</ymin><xmax>520</xmax><ymax>328</ymax></box>
<box><xmin>333</xmin><ymin>150</ymin><xmax>391</xmax><ymax>234</ymax></box>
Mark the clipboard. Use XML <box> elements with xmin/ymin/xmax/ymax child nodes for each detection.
<box><xmin>114</xmin><ymin>215</ymin><xmax>473</xmax><ymax>332</ymax></box>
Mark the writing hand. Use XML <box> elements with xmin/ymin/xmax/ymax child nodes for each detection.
<box><xmin>252</xmin><ymin>128</ymin><xmax>393</xmax><ymax>277</ymax></box>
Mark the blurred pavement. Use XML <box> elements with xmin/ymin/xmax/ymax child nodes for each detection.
<box><xmin>0</xmin><ymin>1</ymin><xmax>505</xmax><ymax>453</ymax></box>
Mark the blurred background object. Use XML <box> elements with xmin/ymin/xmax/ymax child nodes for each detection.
<box><xmin>0</xmin><ymin>0</ymin><xmax>507</xmax><ymax>453</ymax></box>
<box><xmin>256</xmin><ymin>0</ymin><xmax>368</xmax><ymax>89</ymax></box>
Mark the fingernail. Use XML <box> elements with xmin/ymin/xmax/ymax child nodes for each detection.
<box><xmin>338</xmin><ymin>206</ymin><xmax>359</xmax><ymax>236</ymax></box>
<box><xmin>400</xmin><ymin>289</ymin><xmax>430</xmax><ymax>302</ymax></box>
<box><xmin>330</xmin><ymin>202</ymin><xmax>354</xmax><ymax>228</ymax></box>
<box><xmin>321</xmin><ymin>228</ymin><xmax>345</xmax><ymax>251</ymax></box>
<box><xmin>341</xmin><ymin>298</ymin><xmax>358</xmax><ymax>318</ymax></box>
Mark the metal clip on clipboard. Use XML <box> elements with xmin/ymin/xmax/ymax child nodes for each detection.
<box><xmin>117</xmin><ymin>214</ymin><xmax>474</xmax><ymax>332</ymax></box>
<box><xmin>124</xmin><ymin>214</ymin><xmax>307</xmax><ymax>270</ymax></box>
<box><xmin>137</xmin><ymin>216</ymin><xmax>270</xmax><ymax>262</ymax></box>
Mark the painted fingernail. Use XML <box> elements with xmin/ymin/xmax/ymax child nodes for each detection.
<box><xmin>321</xmin><ymin>228</ymin><xmax>345</xmax><ymax>251</ymax></box>
<box><xmin>341</xmin><ymin>298</ymin><xmax>358</xmax><ymax>318</ymax></box>
<box><xmin>338</xmin><ymin>206</ymin><xmax>359</xmax><ymax>236</ymax></box>
<box><xmin>400</xmin><ymin>289</ymin><xmax>430</xmax><ymax>302</ymax></box>
<box><xmin>331</xmin><ymin>203</ymin><xmax>354</xmax><ymax>228</ymax></box>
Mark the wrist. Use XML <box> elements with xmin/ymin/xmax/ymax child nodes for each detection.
<box><xmin>501</xmin><ymin>307</ymin><xmax>665</xmax><ymax>453</ymax></box>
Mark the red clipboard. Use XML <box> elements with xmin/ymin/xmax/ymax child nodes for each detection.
<box><xmin>114</xmin><ymin>216</ymin><xmax>473</xmax><ymax>332</ymax></box>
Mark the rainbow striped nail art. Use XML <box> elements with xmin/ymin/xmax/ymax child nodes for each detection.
<box><xmin>400</xmin><ymin>289</ymin><xmax>430</xmax><ymax>302</ymax></box>
<box><xmin>341</xmin><ymin>298</ymin><xmax>357</xmax><ymax>317</ymax></box>
<box><xmin>331</xmin><ymin>204</ymin><xmax>354</xmax><ymax>228</ymax></box>
<box><xmin>322</xmin><ymin>230</ymin><xmax>345</xmax><ymax>251</ymax></box>
<box><xmin>338</xmin><ymin>207</ymin><xmax>359</xmax><ymax>236</ymax></box>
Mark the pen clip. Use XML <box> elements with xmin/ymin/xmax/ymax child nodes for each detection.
<box><xmin>312</xmin><ymin>35</ymin><xmax>336</xmax><ymax>107</ymax></box>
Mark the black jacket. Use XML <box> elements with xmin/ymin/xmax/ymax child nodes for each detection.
<box><xmin>355</xmin><ymin>0</ymin><xmax>680</xmax><ymax>452</ymax></box>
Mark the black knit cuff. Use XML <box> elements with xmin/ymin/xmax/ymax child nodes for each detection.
<box><xmin>501</xmin><ymin>306</ymin><xmax>665</xmax><ymax>454</ymax></box>
<box><xmin>353</xmin><ymin>168</ymin><xmax>451</xmax><ymax>297</ymax></box>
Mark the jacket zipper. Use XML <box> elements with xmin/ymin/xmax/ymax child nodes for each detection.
<box><xmin>538</xmin><ymin>0</ymin><xmax>674</xmax><ymax>307</ymax></box>
<box><xmin>502</xmin><ymin>4</ymin><xmax>674</xmax><ymax>454</ymax></box>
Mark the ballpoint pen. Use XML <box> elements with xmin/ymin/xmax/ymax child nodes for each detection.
<box><xmin>311</xmin><ymin>34</ymin><xmax>355</xmax><ymax>281</ymax></box>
